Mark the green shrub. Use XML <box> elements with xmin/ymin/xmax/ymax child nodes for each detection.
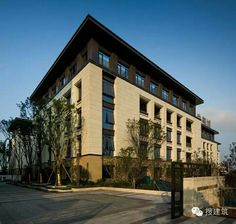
<box><xmin>96</xmin><ymin>179</ymin><xmax>131</xmax><ymax>188</ymax></box>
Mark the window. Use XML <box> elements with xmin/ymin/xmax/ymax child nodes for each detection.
<box><xmin>182</xmin><ymin>100</ymin><xmax>187</xmax><ymax>111</ymax></box>
<box><xmin>77</xmin><ymin>136</ymin><xmax>82</xmax><ymax>156</ymax></box>
<box><xmin>117</xmin><ymin>63</ymin><xmax>128</xmax><ymax>79</ymax></box>
<box><xmin>162</xmin><ymin>89</ymin><xmax>169</xmax><ymax>100</ymax></box>
<box><xmin>167</xmin><ymin>111</ymin><xmax>172</xmax><ymax>124</ymax></box>
<box><xmin>77</xmin><ymin>109</ymin><xmax>82</xmax><ymax>128</ymax></box>
<box><xmin>202</xmin><ymin>151</ymin><xmax>206</xmax><ymax>161</ymax></box>
<box><xmin>189</xmin><ymin>104</ymin><xmax>194</xmax><ymax>115</ymax></box>
<box><xmin>154</xmin><ymin>105</ymin><xmax>161</xmax><ymax>119</ymax></box>
<box><xmin>60</xmin><ymin>75</ymin><xmax>68</xmax><ymax>87</ymax></box>
<box><xmin>102</xmin><ymin>165</ymin><xmax>113</xmax><ymax>179</ymax></box>
<box><xmin>102</xmin><ymin>134</ymin><xmax>114</xmax><ymax>156</ymax></box>
<box><xmin>70</xmin><ymin>63</ymin><xmax>77</xmax><ymax>76</ymax></box>
<box><xmin>177</xmin><ymin>115</ymin><xmax>181</xmax><ymax>127</ymax></box>
<box><xmin>103</xmin><ymin>107</ymin><xmax>114</xmax><ymax>130</ymax></box>
<box><xmin>135</xmin><ymin>73</ymin><xmax>145</xmax><ymax>87</ymax></box>
<box><xmin>103</xmin><ymin>79</ymin><xmax>114</xmax><ymax>104</ymax></box>
<box><xmin>140</xmin><ymin>119</ymin><xmax>148</xmax><ymax>137</ymax></box>
<box><xmin>172</xmin><ymin>95</ymin><xmax>178</xmax><ymax>105</ymax></box>
<box><xmin>140</xmin><ymin>98</ymin><xmax>148</xmax><ymax>114</ymax></box>
<box><xmin>51</xmin><ymin>86</ymin><xmax>56</xmax><ymax>97</ymax></box>
<box><xmin>150</xmin><ymin>82</ymin><xmax>158</xmax><ymax>95</ymax></box>
<box><xmin>167</xmin><ymin>128</ymin><xmax>172</xmax><ymax>142</ymax></box>
<box><xmin>77</xmin><ymin>82</ymin><xmax>82</xmax><ymax>102</ymax></box>
<box><xmin>166</xmin><ymin>147</ymin><xmax>172</xmax><ymax>160</ymax></box>
<box><xmin>103</xmin><ymin>80</ymin><xmax>114</xmax><ymax>97</ymax></box>
<box><xmin>154</xmin><ymin>145</ymin><xmax>161</xmax><ymax>159</ymax></box>
<box><xmin>177</xmin><ymin>149</ymin><xmax>181</xmax><ymax>161</ymax></box>
<box><xmin>139</xmin><ymin>141</ymin><xmax>148</xmax><ymax>158</ymax></box>
<box><xmin>99</xmin><ymin>51</ymin><xmax>110</xmax><ymax>68</ymax></box>
<box><xmin>177</xmin><ymin>131</ymin><xmax>181</xmax><ymax>145</ymax></box>
<box><xmin>186</xmin><ymin>136</ymin><xmax>192</xmax><ymax>147</ymax></box>
<box><xmin>186</xmin><ymin>152</ymin><xmax>191</xmax><ymax>163</ymax></box>
<box><xmin>154</xmin><ymin>124</ymin><xmax>161</xmax><ymax>138</ymax></box>
<box><xmin>65</xmin><ymin>92</ymin><xmax>71</xmax><ymax>104</ymax></box>
<box><xmin>186</xmin><ymin>120</ymin><xmax>192</xmax><ymax>132</ymax></box>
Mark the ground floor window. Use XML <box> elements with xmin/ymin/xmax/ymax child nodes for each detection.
<box><xmin>177</xmin><ymin>148</ymin><xmax>181</xmax><ymax>161</ymax></box>
<box><xmin>166</xmin><ymin>147</ymin><xmax>172</xmax><ymax>160</ymax></box>
<box><xmin>186</xmin><ymin>152</ymin><xmax>192</xmax><ymax>163</ymax></box>
<box><xmin>102</xmin><ymin>134</ymin><xmax>114</xmax><ymax>156</ymax></box>
<box><xmin>154</xmin><ymin>145</ymin><xmax>161</xmax><ymax>159</ymax></box>
<box><xmin>102</xmin><ymin>165</ymin><xmax>114</xmax><ymax>179</ymax></box>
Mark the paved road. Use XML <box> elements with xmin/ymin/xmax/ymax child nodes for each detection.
<box><xmin>0</xmin><ymin>182</ymin><xmax>235</xmax><ymax>224</ymax></box>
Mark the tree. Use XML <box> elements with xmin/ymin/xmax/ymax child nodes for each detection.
<box><xmin>7</xmin><ymin>118</ymin><xmax>34</xmax><ymax>178</ymax></box>
<box><xmin>42</xmin><ymin>98</ymin><xmax>75</xmax><ymax>186</ymax></box>
<box><xmin>17</xmin><ymin>98</ymin><xmax>46</xmax><ymax>183</ymax></box>
<box><xmin>116</xmin><ymin>118</ymin><xmax>166</xmax><ymax>188</ymax></box>
<box><xmin>0</xmin><ymin>141</ymin><xmax>7</xmax><ymax>174</ymax></box>
<box><xmin>0</xmin><ymin>119</ymin><xmax>13</xmax><ymax>174</ymax></box>
<box><xmin>223</xmin><ymin>142</ymin><xmax>236</xmax><ymax>173</ymax></box>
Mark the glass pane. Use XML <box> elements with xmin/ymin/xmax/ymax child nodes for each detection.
<box><xmin>103</xmin><ymin>134</ymin><xmax>114</xmax><ymax>156</ymax></box>
<box><xmin>103</xmin><ymin>80</ymin><xmax>114</xmax><ymax>97</ymax></box>
<box><xmin>150</xmin><ymin>82</ymin><xmax>158</xmax><ymax>94</ymax></box>
<box><xmin>103</xmin><ymin>95</ymin><xmax>113</xmax><ymax>103</ymax></box>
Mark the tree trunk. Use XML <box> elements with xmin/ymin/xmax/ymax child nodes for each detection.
<box><xmin>28</xmin><ymin>173</ymin><xmax>31</xmax><ymax>183</ymax></box>
<box><xmin>56</xmin><ymin>165</ymin><xmax>61</xmax><ymax>186</ymax></box>
<box><xmin>132</xmin><ymin>177</ymin><xmax>136</xmax><ymax>189</ymax></box>
<box><xmin>39</xmin><ymin>172</ymin><xmax>43</xmax><ymax>184</ymax></box>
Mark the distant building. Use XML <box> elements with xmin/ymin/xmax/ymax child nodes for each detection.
<box><xmin>29</xmin><ymin>15</ymin><xmax>220</xmax><ymax>181</ymax></box>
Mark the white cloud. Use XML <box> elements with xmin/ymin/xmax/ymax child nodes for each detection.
<box><xmin>199</xmin><ymin>108</ymin><xmax>236</xmax><ymax>133</ymax></box>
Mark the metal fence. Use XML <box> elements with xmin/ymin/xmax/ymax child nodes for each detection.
<box><xmin>183</xmin><ymin>163</ymin><xmax>211</xmax><ymax>177</ymax></box>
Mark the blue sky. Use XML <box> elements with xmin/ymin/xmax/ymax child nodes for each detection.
<box><xmin>0</xmin><ymin>0</ymin><xmax>235</xmax><ymax>159</ymax></box>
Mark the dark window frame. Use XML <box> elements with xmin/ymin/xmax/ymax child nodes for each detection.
<box><xmin>117</xmin><ymin>62</ymin><xmax>129</xmax><ymax>79</ymax></box>
<box><xmin>166</xmin><ymin>147</ymin><xmax>172</xmax><ymax>160</ymax></box>
<box><xmin>177</xmin><ymin>131</ymin><xmax>181</xmax><ymax>145</ymax></box>
<box><xmin>167</xmin><ymin>128</ymin><xmax>172</xmax><ymax>142</ymax></box>
<box><xmin>150</xmin><ymin>82</ymin><xmax>158</xmax><ymax>95</ymax></box>
<box><xmin>102</xmin><ymin>133</ymin><xmax>114</xmax><ymax>156</ymax></box>
<box><xmin>162</xmin><ymin>88</ymin><xmax>169</xmax><ymax>101</ymax></box>
<box><xmin>140</xmin><ymin>98</ymin><xmax>148</xmax><ymax>115</ymax></box>
<box><xmin>103</xmin><ymin>107</ymin><xmax>114</xmax><ymax>130</ymax></box>
<box><xmin>99</xmin><ymin>51</ymin><xmax>110</xmax><ymax>68</ymax></box>
<box><xmin>135</xmin><ymin>73</ymin><xmax>145</xmax><ymax>87</ymax></box>
<box><xmin>167</xmin><ymin>111</ymin><xmax>172</xmax><ymax>124</ymax></box>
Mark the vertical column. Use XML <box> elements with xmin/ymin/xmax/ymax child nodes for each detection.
<box><xmin>110</xmin><ymin>53</ymin><xmax>118</xmax><ymax>73</ymax></box>
<box><xmin>87</xmin><ymin>38</ymin><xmax>99</xmax><ymax>63</ymax></box>
<box><xmin>145</xmin><ymin>74</ymin><xmax>150</xmax><ymax>91</ymax></box>
<box><xmin>129</xmin><ymin>65</ymin><xmax>136</xmax><ymax>83</ymax></box>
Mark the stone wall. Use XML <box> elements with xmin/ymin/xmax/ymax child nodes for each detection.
<box><xmin>183</xmin><ymin>176</ymin><xmax>225</xmax><ymax>217</ymax></box>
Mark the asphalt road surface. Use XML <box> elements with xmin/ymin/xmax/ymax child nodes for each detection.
<box><xmin>0</xmin><ymin>182</ymin><xmax>235</xmax><ymax>224</ymax></box>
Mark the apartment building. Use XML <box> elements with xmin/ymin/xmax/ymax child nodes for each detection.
<box><xmin>31</xmin><ymin>15</ymin><xmax>220</xmax><ymax>181</ymax></box>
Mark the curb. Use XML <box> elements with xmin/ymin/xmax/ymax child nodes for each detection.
<box><xmin>7</xmin><ymin>182</ymin><xmax>171</xmax><ymax>195</ymax></box>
